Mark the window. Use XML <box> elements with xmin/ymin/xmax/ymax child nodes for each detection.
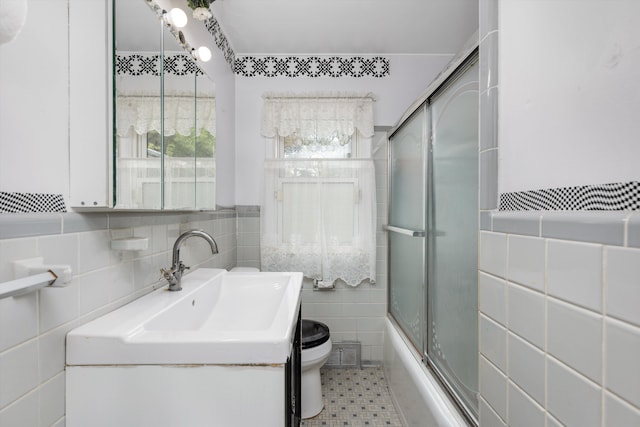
<box><xmin>260</xmin><ymin>94</ymin><xmax>377</xmax><ymax>287</ymax></box>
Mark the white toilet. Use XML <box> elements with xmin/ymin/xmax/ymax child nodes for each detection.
<box><xmin>300</xmin><ymin>319</ymin><xmax>332</xmax><ymax>419</ymax></box>
<box><xmin>229</xmin><ymin>267</ymin><xmax>332</xmax><ymax>419</ymax></box>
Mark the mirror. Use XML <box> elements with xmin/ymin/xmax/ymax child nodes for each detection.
<box><xmin>113</xmin><ymin>0</ymin><xmax>215</xmax><ymax>210</ymax></box>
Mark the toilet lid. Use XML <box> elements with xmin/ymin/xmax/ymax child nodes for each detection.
<box><xmin>301</xmin><ymin>319</ymin><xmax>330</xmax><ymax>349</ymax></box>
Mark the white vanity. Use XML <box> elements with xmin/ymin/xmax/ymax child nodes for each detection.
<box><xmin>66</xmin><ymin>269</ymin><xmax>303</xmax><ymax>426</ymax></box>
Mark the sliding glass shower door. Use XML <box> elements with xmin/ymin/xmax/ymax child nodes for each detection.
<box><xmin>426</xmin><ymin>60</ymin><xmax>479</xmax><ymax>417</ymax></box>
<box><xmin>387</xmin><ymin>105</ymin><xmax>427</xmax><ymax>349</ymax></box>
<box><xmin>388</xmin><ymin>54</ymin><xmax>479</xmax><ymax>423</ymax></box>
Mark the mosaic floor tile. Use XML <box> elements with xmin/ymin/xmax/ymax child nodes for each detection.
<box><xmin>301</xmin><ymin>367</ymin><xmax>404</xmax><ymax>427</ymax></box>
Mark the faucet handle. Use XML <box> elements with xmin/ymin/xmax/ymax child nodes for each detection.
<box><xmin>160</xmin><ymin>268</ymin><xmax>173</xmax><ymax>281</ymax></box>
<box><xmin>177</xmin><ymin>261</ymin><xmax>190</xmax><ymax>274</ymax></box>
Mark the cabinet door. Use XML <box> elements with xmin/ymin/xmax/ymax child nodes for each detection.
<box><xmin>69</xmin><ymin>0</ymin><xmax>113</xmax><ymax>208</ymax></box>
<box><xmin>113</xmin><ymin>0</ymin><xmax>163</xmax><ymax>209</ymax></box>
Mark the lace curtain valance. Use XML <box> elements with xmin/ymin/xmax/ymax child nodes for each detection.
<box><xmin>116</xmin><ymin>96</ymin><xmax>216</xmax><ymax>138</ymax></box>
<box><xmin>260</xmin><ymin>93</ymin><xmax>375</xmax><ymax>140</ymax></box>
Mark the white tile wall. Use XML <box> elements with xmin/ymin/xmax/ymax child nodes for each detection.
<box><xmin>507</xmin><ymin>283</ymin><xmax>544</xmax><ymax>349</ymax></box>
<box><xmin>479</xmin><ymin>227</ymin><xmax>640</xmax><ymax>426</ymax></box>
<box><xmin>605</xmin><ymin>246</ymin><xmax>640</xmax><ymax>327</ymax></box>
<box><xmin>605</xmin><ymin>319</ymin><xmax>640</xmax><ymax>408</ymax></box>
<box><xmin>507</xmin><ymin>381</ymin><xmax>545</xmax><ymax>427</ymax></box>
<box><xmin>547</xmin><ymin>357</ymin><xmax>601</xmax><ymax>427</ymax></box>
<box><xmin>480</xmin><ymin>355</ymin><xmax>507</xmax><ymax>422</ymax></box>
<box><xmin>507</xmin><ymin>333</ymin><xmax>544</xmax><ymax>406</ymax></box>
<box><xmin>0</xmin><ymin>212</ymin><xmax>236</xmax><ymax>425</ymax></box>
<box><xmin>547</xmin><ymin>239</ymin><xmax>603</xmax><ymax>311</ymax></box>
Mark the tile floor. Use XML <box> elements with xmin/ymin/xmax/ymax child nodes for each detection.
<box><xmin>300</xmin><ymin>367</ymin><xmax>404</xmax><ymax>427</ymax></box>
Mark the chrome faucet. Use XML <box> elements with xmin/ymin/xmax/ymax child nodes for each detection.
<box><xmin>161</xmin><ymin>230</ymin><xmax>219</xmax><ymax>291</ymax></box>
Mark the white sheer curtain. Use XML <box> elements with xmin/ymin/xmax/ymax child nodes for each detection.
<box><xmin>261</xmin><ymin>159</ymin><xmax>376</xmax><ymax>286</ymax></box>
<box><xmin>116</xmin><ymin>95</ymin><xmax>216</xmax><ymax>137</ymax></box>
<box><xmin>260</xmin><ymin>93</ymin><xmax>377</xmax><ymax>286</ymax></box>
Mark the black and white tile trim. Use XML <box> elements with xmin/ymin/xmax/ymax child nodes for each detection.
<box><xmin>499</xmin><ymin>181</ymin><xmax>640</xmax><ymax>211</ymax></box>
<box><xmin>234</xmin><ymin>56</ymin><xmax>390</xmax><ymax>78</ymax></box>
<box><xmin>204</xmin><ymin>17</ymin><xmax>236</xmax><ymax>69</ymax></box>
<box><xmin>0</xmin><ymin>192</ymin><xmax>66</xmax><ymax>213</ymax></box>
<box><xmin>116</xmin><ymin>53</ymin><xmax>204</xmax><ymax>76</ymax></box>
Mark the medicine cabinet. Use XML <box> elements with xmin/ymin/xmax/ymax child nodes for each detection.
<box><xmin>69</xmin><ymin>0</ymin><xmax>216</xmax><ymax>210</ymax></box>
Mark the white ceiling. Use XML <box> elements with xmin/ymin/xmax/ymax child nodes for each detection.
<box><xmin>209</xmin><ymin>0</ymin><xmax>479</xmax><ymax>55</ymax></box>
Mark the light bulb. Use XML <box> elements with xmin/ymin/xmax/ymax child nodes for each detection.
<box><xmin>165</xmin><ymin>8</ymin><xmax>188</xmax><ymax>28</ymax></box>
<box><xmin>194</xmin><ymin>46</ymin><xmax>212</xmax><ymax>62</ymax></box>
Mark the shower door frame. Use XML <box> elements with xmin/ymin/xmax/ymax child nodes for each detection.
<box><xmin>387</xmin><ymin>48</ymin><xmax>479</xmax><ymax>427</ymax></box>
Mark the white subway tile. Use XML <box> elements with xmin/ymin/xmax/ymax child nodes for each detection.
<box><xmin>0</xmin><ymin>340</ymin><xmax>38</xmax><ymax>408</ymax></box>
<box><xmin>0</xmin><ymin>391</ymin><xmax>38</xmax><ymax>426</ymax></box>
<box><xmin>349</xmin><ymin>303</ymin><xmax>385</xmax><ymax>318</ymax></box>
<box><xmin>547</xmin><ymin>239</ymin><xmax>603</xmax><ymax>311</ymax></box>
<box><xmin>508</xmin><ymin>381</ymin><xmax>545</xmax><ymax>427</ymax></box>
<box><xmin>479</xmin><ymin>396</ymin><xmax>506</xmax><ymax>427</ymax></box>
<box><xmin>37</xmin><ymin>325</ymin><xmax>65</xmax><ymax>386</ymax></box>
<box><xmin>370</xmin><ymin>288</ymin><xmax>388</xmax><ymax>305</ymax></box>
<box><xmin>507</xmin><ymin>235</ymin><xmax>545</xmax><ymax>292</ymax></box>
<box><xmin>38</xmin><ymin>233</ymin><xmax>79</xmax><ymax>278</ymax></box>
<box><xmin>546</xmin><ymin>414</ymin><xmax>563</xmax><ymax>427</ymax></box>
<box><xmin>605</xmin><ymin>319</ymin><xmax>640</xmax><ymax>407</ymax></box>
<box><xmin>77</xmin><ymin>230</ymin><xmax>113</xmax><ymax>274</ymax></box>
<box><xmin>0</xmin><ymin>293</ymin><xmax>37</xmax><ymax>352</ymax></box>
<box><xmin>356</xmin><ymin>317</ymin><xmax>385</xmax><ymax>333</ymax></box>
<box><xmin>480</xmin><ymin>314</ymin><xmax>506</xmax><ymax>372</ymax></box>
<box><xmin>605</xmin><ymin>246</ymin><xmax>640</xmax><ymax>327</ymax></box>
<box><xmin>507</xmin><ymin>283</ymin><xmax>545</xmax><ymax>349</ymax></box>
<box><xmin>605</xmin><ymin>391</ymin><xmax>640</xmax><ymax>426</ymax></box>
<box><xmin>322</xmin><ymin>318</ymin><xmax>357</xmax><ymax>333</ymax></box>
<box><xmin>547</xmin><ymin>357</ymin><xmax>601</xmax><ymax>427</ymax></box>
<box><xmin>39</xmin><ymin>373</ymin><xmax>65</xmax><ymax>427</ymax></box>
<box><xmin>110</xmin><ymin>262</ymin><xmax>134</xmax><ymax>302</ymax></box>
<box><xmin>134</xmin><ymin>253</ymin><xmax>167</xmax><ymax>290</ymax></box>
<box><xmin>547</xmin><ymin>299</ymin><xmax>602</xmax><ymax>382</ymax></box>
<box><xmin>508</xmin><ymin>333</ymin><xmax>545</xmax><ymax>405</ymax></box>
<box><xmin>479</xmin><ymin>272</ymin><xmax>506</xmax><ymax>324</ymax></box>
<box><xmin>78</xmin><ymin>269</ymin><xmax>111</xmax><ymax>316</ymax></box>
<box><xmin>152</xmin><ymin>225</ymin><xmax>168</xmax><ymax>253</ymax></box>
<box><xmin>0</xmin><ymin>237</ymin><xmax>38</xmax><ymax>283</ymax></box>
<box><xmin>39</xmin><ymin>283</ymin><xmax>79</xmax><ymax>333</ymax></box>
<box><xmin>480</xmin><ymin>232</ymin><xmax>507</xmax><ymax>278</ymax></box>
<box><xmin>369</xmin><ymin>346</ymin><xmax>383</xmax><ymax>363</ymax></box>
<box><xmin>356</xmin><ymin>331</ymin><xmax>384</xmax><ymax>346</ymax></box>
<box><xmin>328</xmin><ymin>331</ymin><xmax>357</xmax><ymax>343</ymax></box>
<box><xmin>479</xmin><ymin>356</ymin><xmax>507</xmax><ymax>421</ymax></box>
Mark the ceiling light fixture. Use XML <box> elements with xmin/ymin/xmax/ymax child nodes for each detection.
<box><xmin>163</xmin><ymin>8</ymin><xmax>188</xmax><ymax>28</ymax></box>
<box><xmin>192</xmin><ymin>46</ymin><xmax>212</xmax><ymax>62</ymax></box>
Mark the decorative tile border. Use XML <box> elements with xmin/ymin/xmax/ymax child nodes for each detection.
<box><xmin>499</xmin><ymin>182</ymin><xmax>640</xmax><ymax>211</ymax></box>
<box><xmin>204</xmin><ymin>16</ymin><xmax>236</xmax><ymax>69</ymax></box>
<box><xmin>0</xmin><ymin>192</ymin><xmax>66</xmax><ymax>213</ymax></box>
<box><xmin>115</xmin><ymin>53</ymin><xmax>203</xmax><ymax>76</ymax></box>
<box><xmin>234</xmin><ymin>55</ymin><xmax>390</xmax><ymax>78</ymax></box>
<box><xmin>482</xmin><ymin>211</ymin><xmax>640</xmax><ymax>248</ymax></box>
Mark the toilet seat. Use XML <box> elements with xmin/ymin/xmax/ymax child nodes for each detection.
<box><xmin>301</xmin><ymin>319</ymin><xmax>330</xmax><ymax>349</ymax></box>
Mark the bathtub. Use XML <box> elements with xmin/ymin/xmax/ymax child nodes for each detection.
<box><xmin>384</xmin><ymin>317</ymin><xmax>469</xmax><ymax>427</ymax></box>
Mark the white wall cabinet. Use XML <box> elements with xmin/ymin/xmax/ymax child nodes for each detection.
<box><xmin>69</xmin><ymin>0</ymin><xmax>113</xmax><ymax>208</ymax></box>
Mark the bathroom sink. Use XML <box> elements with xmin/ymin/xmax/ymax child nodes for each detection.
<box><xmin>66</xmin><ymin>268</ymin><xmax>303</xmax><ymax>365</ymax></box>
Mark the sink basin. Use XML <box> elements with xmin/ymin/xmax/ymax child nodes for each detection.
<box><xmin>66</xmin><ymin>268</ymin><xmax>303</xmax><ymax>365</ymax></box>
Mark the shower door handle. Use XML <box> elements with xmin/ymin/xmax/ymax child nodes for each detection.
<box><xmin>383</xmin><ymin>225</ymin><xmax>426</xmax><ymax>237</ymax></box>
